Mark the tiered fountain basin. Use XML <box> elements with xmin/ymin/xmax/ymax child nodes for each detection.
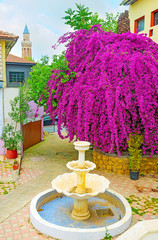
<box><xmin>52</xmin><ymin>171</ymin><xmax>109</xmax><ymax>199</ymax></box>
<box><xmin>30</xmin><ymin>188</ymin><xmax>132</xmax><ymax>240</ymax></box>
<box><xmin>30</xmin><ymin>141</ymin><xmax>132</xmax><ymax>240</ymax></box>
<box><xmin>52</xmin><ymin>170</ymin><xmax>110</xmax><ymax>221</ymax></box>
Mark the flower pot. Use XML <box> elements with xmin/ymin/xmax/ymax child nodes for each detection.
<box><xmin>130</xmin><ymin>170</ymin><xmax>139</xmax><ymax>180</ymax></box>
<box><xmin>13</xmin><ymin>164</ymin><xmax>19</xmax><ymax>170</ymax></box>
<box><xmin>6</xmin><ymin>149</ymin><xmax>17</xmax><ymax>159</ymax></box>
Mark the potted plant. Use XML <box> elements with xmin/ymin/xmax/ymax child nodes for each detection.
<box><xmin>0</xmin><ymin>123</ymin><xmax>23</xmax><ymax>159</ymax></box>
<box><xmin>13</xmin><ymin>159</ymin><xmax>19</xmax><ymax>170</ymax></box>
<box><xmin>127</xmin><ymin>133</ymin><xmax>144</xmax><ymax>180</ymax></box>
<box><xmin>0</xmin><ymin>87</ymin><xmax>29</xmax><ymax>159</ymax></box>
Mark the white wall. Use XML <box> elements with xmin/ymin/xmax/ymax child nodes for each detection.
<box><xmin>4</xmin><ymin>88</ymin><xmax>19</xmax><ymax>124</ymax></box>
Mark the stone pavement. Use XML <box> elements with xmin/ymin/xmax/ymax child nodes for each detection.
<box><xmin>0</xmin><ymin>133</ymin><xmax>82</xmax><ymax>223</ymax></box>
<box><xmin>0</xmin><ymin>167</ymin><xmax>43</xmax><ymax>196</ymax></box>
<box><xmin>0</xmin><ymin>132</ymin><xmax>158</xmax><ymax>239</ymax></box>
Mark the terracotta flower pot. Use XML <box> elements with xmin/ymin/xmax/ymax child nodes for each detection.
<box><xmin>13</xmin><ymin>164</ymin><xmax>19</xmax><ymax>170</ymax></box>
<box><xmin>6</xmin><ymin>149</ymin><xmax>17</xmax><ymax>159</ymax></box>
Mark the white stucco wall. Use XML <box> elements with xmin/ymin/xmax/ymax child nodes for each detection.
<box><xmin>4</xmin><ymin>88</ymin><xmax>19</xmax><ymax>124</ymax></box>
<box><xmin>2</xmin><ymin>88</ymin><xmax>20</xmax><ymax>154</ymax></box>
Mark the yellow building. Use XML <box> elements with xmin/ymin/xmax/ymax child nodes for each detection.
<box><xmin>0</xmin><ymin>31</ymin><xmax>18</xmax><ymax>87</ymax></box>
<box><xmin>121</xmin><ymin>0</ymin><xmax>158</xmax><ymax>43</ymax></box>
<box><xmin>0</xmin><ymin>31</ymin><xmax>18</xmax><ymax>141</ymax></box>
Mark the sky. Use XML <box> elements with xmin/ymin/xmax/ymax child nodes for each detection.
<box><xmin>0</xmin><ymin>0</ymin><xmax>128</xmax><ymax>62</ymax></box>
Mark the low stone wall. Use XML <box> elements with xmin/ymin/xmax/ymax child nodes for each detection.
<box><xmin>93</xmin><ymin>150</ymin><xmax>158</xmax><ymax>175</ymax></box>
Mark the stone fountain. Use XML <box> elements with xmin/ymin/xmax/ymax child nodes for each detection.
<box><xmin>30</xmin><ymin>141</ymin><xmax>132</xmax><ymax>240</ymax></box>
<box><xmin>52</xmin><ymin>141</ymin><xmax>110</xmax><ymax>221</ymax></box>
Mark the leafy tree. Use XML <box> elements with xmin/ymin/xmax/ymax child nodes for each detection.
<box><xmin>24</xmin><ymin>56</ymin><xmax>35</xmax><ymax>62</ymax></box>
<box><xmin>63</xmin><ymin>3</ymin><xmax>119</xmax><ymax>32</ymax></box>
<box><xmin>25</xmin><ymin>55</ymin><xmax>51</xmax><ymax>107</ymax></box>
<box><xmin>25</xmin><ymin>54</ymin><xmax>76</xmax><ymax>110</ymax></box>
<box><xmin>100</xmin><ymin>12</ymin><xmax>119</xmax><ymax>33</ymax></box>
<box><xmin>9</xmin><ymin>86</ymin><xmax>29</xmax><ymax>124</ymax></box>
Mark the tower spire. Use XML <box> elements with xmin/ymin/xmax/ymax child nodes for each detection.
<box><xmin>21</xmin><ymin>25</ymin><xmax>32</xmax><ymax>59</ymax></box>
<box><xmin>23</xmin><ymin>24</ymin><xmax>29</xmax><ymax>34</ymax></box>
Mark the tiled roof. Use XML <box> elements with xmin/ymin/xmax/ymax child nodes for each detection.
<box><xmin>120</xmin><ymin>0</ymin><xmax>138</xmax><ymax>5</ymax></box>
<box><xmin>0</xmin><ymin>31</ymin><xmax>18</xmax><ymax>41</ymax></box>
<box><xmin>0</xmin><ymin>31</ymin><xmax>19</xmax><ymax>58</ymax></box>
<box><xmin>6</xmin><ymin>54</ymin><xmax>35</xmax><ymax>64</ymax></box>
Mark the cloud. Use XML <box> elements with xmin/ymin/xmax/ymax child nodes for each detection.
<box><xmin>0</xmin><ymin>0</ymin><xmax>128</xmax><ymax>61</ymax></box>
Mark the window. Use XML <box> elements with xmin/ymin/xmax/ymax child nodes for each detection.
<box><xmin>154</xmin><ymin>12</ymin><xmax>158</xmax><ymax>25</ymax></box>
<box><xmin>9</xmin><ymin>72</ymin><xmax>24</xmax><ymax>83</ymax></box>
<box><xmin>149</xmin><ymin>29</ymin><xmax>153</xmax><ymax>37</ymax></box>
<box><xmin>134</xmin><ymin>16</ymin><xmax>145</xmax><ymax>33</ymax></box>
<box><xmin>151</xmin><ymin>9</ymin><xmax>158</xmax><ymax>27</ymax></box>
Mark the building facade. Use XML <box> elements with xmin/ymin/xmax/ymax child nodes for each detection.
<box><xmin>4</xmin><ymin>54</ymin><xmax>35</xmax><ymax>125</ymax></box>
<box><xmin>0</xmin><ymin>31</ymin><xmax>18</xmax><ymax>154</ymax></box>
<box><xmin>121</xmin><ymin>0</ymin><xmax>158</xmax><ymax>43</ymax></box>
<box><xmin>6</xmin><ymin>54</ymin><xmax>35</xmax><ymax>88</ymax></box>
<box><xmin>0</xmin><ymin>31</ymin><xmax>18</xmax><ymax>132</ymax></box>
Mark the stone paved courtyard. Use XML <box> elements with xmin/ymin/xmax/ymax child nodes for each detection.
<box><xmin>0</xmin><ymin>167</ymin><xmax>44</xmax><ymax>196</ymax></box>
<box><xmin>0</xmin><ymin>133</ymin><xmax>158</xmax><ymax>239</ymax></box>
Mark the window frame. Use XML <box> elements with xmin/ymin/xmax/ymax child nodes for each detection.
<box><xmin>151</xmin><ymin>9</ymin><xmax>158</xmax><ymax>27</ymax></box>
<box><xmin>9</xmin><ymin>71</ymin><xmax>25</xmax><ymax>83</ymax></box>
<box><xmin>149</xmin><ymin>29</ymin><xmax>153</xmax><ymax>37</ymax></box>
<box><xmin>134</xmin><ymin>16</ymin><xmax>145</xmax><ymax>33</ymax></box>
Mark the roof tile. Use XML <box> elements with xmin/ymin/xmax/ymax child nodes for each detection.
<box><xmin>0</xmin><ymin>31</ymin><xmax>18</xmax><ymax>41</ymax></box>
<box><xmin>6</xmin><ymin>54</ymin><xmax>35</xmax><ymax>64</ymax></box>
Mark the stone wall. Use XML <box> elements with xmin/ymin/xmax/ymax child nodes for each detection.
<box><xmin>93</xmin><ymin>149</ymin><xmax>158</xmax><ymax>175</ymax></box>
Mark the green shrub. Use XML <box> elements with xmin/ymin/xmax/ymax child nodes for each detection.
<box><xmin>127</xmin><ymin>133</ymin><xmax>144</xmax><ymax>171</ymax></box>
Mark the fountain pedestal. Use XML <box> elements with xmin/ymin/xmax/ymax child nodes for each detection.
<box><xmin>75</xmin><ymin>171</ymin><xmax>87</xmax><ymax>194</ymax></box>
<box><xmin>71</xmin><ymin>198</ymin><xmax>90</xmax><ymax>220</ymax></box>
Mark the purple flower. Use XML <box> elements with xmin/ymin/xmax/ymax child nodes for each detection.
<box><xmin>34</xmin><ymin>113</ymin><xmax>38</xmax><ymax>118</ymax></box>
<box><xmin>45</xmin><ymin>26</ymin><xmax>158</xmax><ymax>156</ymax></box>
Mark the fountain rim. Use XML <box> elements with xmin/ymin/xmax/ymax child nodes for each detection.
<box><xmin>66</xmin><ymin>160</ymin><xmax>96</xmax><ymax>172</ymax></box>
<box><xmin>51</xmin><ymin>172</ymin><xmax>110</xmax><ymax>199</ymax></box>
<box><xmin>30</xmin><ymin>188</ymin><xmax>132</xmax><ymax>238</ymax></box>
<box><xmin>73</xmin><ymin>141</ymin><xmax>91</xmax><ymax>147</ymax></box>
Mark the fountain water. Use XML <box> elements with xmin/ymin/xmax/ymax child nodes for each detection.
<box><xmin>30</xmin><ymin>141</ymin><xmax>132</xmax><ymax>240</ymax></box>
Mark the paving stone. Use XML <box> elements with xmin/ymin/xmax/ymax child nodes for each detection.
<box><xmin>5</xmin><ymin>232</ymin><xmax>12</xmax><ymax>237</ymax></box>
<box><xmin>5</xmin><ymin>229</ymin><xmax>11</xmax><ymax>232</ymax></box>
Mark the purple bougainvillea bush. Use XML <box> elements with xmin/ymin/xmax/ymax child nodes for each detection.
<box><xmin>46</xmin><ymin>26</ymin><xmax>158</xmax><ymax>155</ymax></box>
